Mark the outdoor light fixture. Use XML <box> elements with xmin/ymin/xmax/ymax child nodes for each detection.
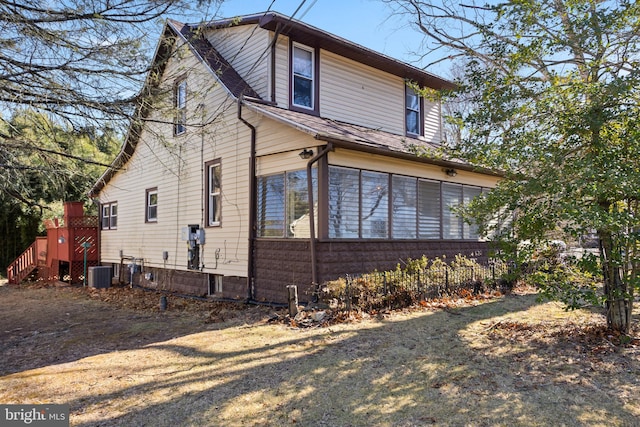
<box><xmin>299</xmin><ymin>148</ymin><xmax>314</xmax><ymax>159</ymax></box>
<box><xmin>444</xmin><ymin>168</ymin><xmax>457</xmax><ymax>177</ymax></box>
<box><xmin>58</xmin><ymin>236</ymin><xmax>65</xmax><ymax>244</ymax></box>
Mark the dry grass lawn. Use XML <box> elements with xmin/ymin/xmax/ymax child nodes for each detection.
<box><xmin>0</xmin><ymin>279</ymin><xmax>639</xmax><ymax>426</ymax></box>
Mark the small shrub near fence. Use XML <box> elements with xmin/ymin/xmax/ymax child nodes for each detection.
<box><xmin>320</xmin><ymin>255</ymin><xmax>514</xmax><ymax>313</ymax></box>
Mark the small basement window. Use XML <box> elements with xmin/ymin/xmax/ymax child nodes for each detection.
<box><xmin>208</xmin><ymin>274</ymin><xmax>222</xmax><ymax>295</ymax></box>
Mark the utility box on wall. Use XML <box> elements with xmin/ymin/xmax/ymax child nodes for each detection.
<box><xmin>88</xmin><ymin>266</ymin><xmax>112</xmax><ymax>288</ymax></box>
<box><xmin>182</xmin><ymin>224</ymin><xmax>204</xmax><ymax>270</ymax></box>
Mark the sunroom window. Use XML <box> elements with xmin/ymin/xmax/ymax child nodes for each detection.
<box><xmin>392</xmin><ymin>176</ymin><xmax>417</xmax><ymax>239</ymax></box>
<box><xmin>418</xmin><ymin>179</ymin><xmax>441</xmax><ymax>239</ymax></box>
<box><xmin>442</xmin><ymin>183</ymin><xmax>463</xmax><ymax>239</ymax></box>
<box><xmin>256</xmin><ymin>169</ymin><xmax>317</xmax><ymax>238</ymax></box>
<box><xmin>329</xmin><ymin>166</ymin><xmax>486</xmax><ymax>241</ymax></box>
<box><xmin>329</xmin><ymin>167</ymin><xmax>360</xmax><ymax>238</ymax></box>
<box><xmin>361</xmin><ymin>171</ymin><xmax>389</xmax><ymax>238</ymax></box>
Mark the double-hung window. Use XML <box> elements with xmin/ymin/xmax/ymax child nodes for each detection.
<box><xmin>101</xmin><ymin>202</ymin><xmax>117</xmax><ymax>230</ymax></box>
<box><xmin>146</xmin><ymin>188</ymin><xmax>158</xmax><ymax>223</ymax></box>
<box><xmin>292</xmin><ymin>43</ymin><xmax>315</xmax><ymax>110</ymax></box>
<box><xmin>405</xmin><ymin>86</ymin><xmax>422</xmax><ymax>136</ymax></box>
<box><xmin>206</xmin><ymin>160</ymin><xmax>221</xmax><ymax>227</ymax></box>
<box><xmin>174</xmin><ymin>79</ymin><xmax>187</xmax><ymax>135</ymax></box>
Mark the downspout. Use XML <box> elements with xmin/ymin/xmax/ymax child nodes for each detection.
<box><xmin>238</xmin><ymin>96</ymin><xmax>257</xmax><ymax>301</ymax></box>
<box><xmin>307</xmin><ymin>143</ymin><xmax>333</xmax><ymax>301</ymax></box>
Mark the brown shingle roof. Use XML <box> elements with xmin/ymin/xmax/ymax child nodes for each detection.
<box><xmin>242</xmin><ymin>100</ymin><xmax>499</xmax><ymax>175</ymax></box>
<box><xmin>168</xmin><ymin>20</ymin><xmax>260</xmax><ymax>99</ymax></box>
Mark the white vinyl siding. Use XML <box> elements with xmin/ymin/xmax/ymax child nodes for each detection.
<box><xmin>274</xmin><ymin>35</ymin><xmax>290</xmax><ymax>107</ymax></box>
<box><xmin>320</xmin><ymin>50</ymin><xmax>404</xmax><ymax>134</ymax></box>
<box><xmin>98</xmin><ymin>43</ymin><xmax>250</xmax><ymax>278</ymax></box>
<box><xmin>423</xmin><ymin>99</ymin><xmax>442</xmax><ymax>144</ymax></box>
<box><xmin>206</xmin><ymin>24</ymin><xmax>270</xmax><ymax>99</ymax></box>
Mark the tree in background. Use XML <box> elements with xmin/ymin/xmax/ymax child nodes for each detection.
<box><xmin>0</xmin><ymin>0</ymin><xmax>220</xmax><ymax>199</ymax></box>
<box><xmin>0</xmin><ymin>0</ymin><xmax>220</xmax><ymax>272</ymax></box>
<box><xmin>0</xmin><ymin>0</ymin><xmax>221</xmax><ymax>271</ymax></box>
<box><xmin>386</xmin><ymin>0</ymin><xmax>640</xmax><ymax>333</ymax></box>
<box><xmin>0</xmin><ymin>110</ymin><xmax>120</xmax><ymax>270</ymax></box>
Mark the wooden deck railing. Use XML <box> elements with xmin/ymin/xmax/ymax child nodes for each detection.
<box><xmin>6</xmin><ymin>241</ymin><xmax>37</xmax><ymax>284</ymax></box>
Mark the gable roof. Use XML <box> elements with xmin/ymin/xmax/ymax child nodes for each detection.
<box><xmin>197</xmin><ymin>12</ymin><xmax>456</xmax><ymax>91</ymax></box>
<box><xmin>167</xmin><ymin>19</ymin><xmax>260</xmax><ymax>99</ymax></box>
<box><xmin>89</xmin><ymin>13</ymin><xmax>479</xmax><ymax>198</ymax></box>
<box><xmin>89</xmin><ymin>19</ymin><xmax>258</xmax><ymax>197</ymax></box>
<box><xmin>242</xmin><ymin>99</ymin><xmax>499</xmax><ymax>176</ymax></box>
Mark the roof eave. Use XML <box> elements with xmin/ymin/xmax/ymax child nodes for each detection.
<box><xmin>199</xmin><ymin>12</ymin><xmax>456</xmax><ymax>91</ymax></box>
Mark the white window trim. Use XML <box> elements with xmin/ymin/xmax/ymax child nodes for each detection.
<box><xmin>101</xmin><ymin>202</ymin><xmax>117</xmax><ymax>230</ymax></box>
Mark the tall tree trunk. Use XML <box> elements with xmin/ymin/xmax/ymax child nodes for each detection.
<box><xmin>598</xmin><ymin>228</ymin><xmax>632</xmax><ymax>334</ymax></box>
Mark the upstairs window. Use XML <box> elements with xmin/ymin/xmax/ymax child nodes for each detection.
<box><xmin>406</xmin><ymin>86</ymin><xmax>422</xmax><ymax>136</ymax></box>
<box><xmin>146</xmin><ymin>188</ymin><xmax>158</xmax><ymax>223</ymax></box>
<box><xmin>206</xmin><ymin>160</ymin><xmax>221</xmax><ymax>227</ymax></box>
<box><xmin>292</xmin><ymin>43</ymin><xmax>315</xmax><ymax>110</ymax></box>
<box><xmin>101</xmin><ymin>202</ymin><xmax>117</xmax><ymax>230</ymax></box>
<box><xmin>174</xmin><ymin>79</ymin><xmax>187</xmax><ymax>135</ymax></box>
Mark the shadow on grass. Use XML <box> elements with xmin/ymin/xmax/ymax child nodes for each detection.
<box><xmin>0</xmin><ymin>285</ymin><xmax>264</xmax><ymax>376</ymax></box>
<box><xmin>3</xmin><ymin>285</ymin><xmax>638</xmax><ymax>426</ymax></box>
<box><xmin>58</xmin><ymin>293</ymin><xmax>640</xmax><ymax>426</ymax></box>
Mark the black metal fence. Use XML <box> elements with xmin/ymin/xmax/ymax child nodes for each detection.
<box><xmin>321</xmin><ymin>260</ymin><xmax>515</xmax><ymax>312</ymax></box>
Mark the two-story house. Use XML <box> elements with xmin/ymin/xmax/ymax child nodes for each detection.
<box><xmin>89</xmin><ymin>12</ymin><xmax>501</xmax><ymax>303</ymax></box>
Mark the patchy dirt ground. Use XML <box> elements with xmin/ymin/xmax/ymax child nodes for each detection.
<box><xmin>1</xmin><ymin>279</ymin><xmax>639</xmax><ymax>426</ymax></box>
<box><xmin>0</xmin><ymin>280</ymin><xmax>281</xmax><ymax>376</ymax></box>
